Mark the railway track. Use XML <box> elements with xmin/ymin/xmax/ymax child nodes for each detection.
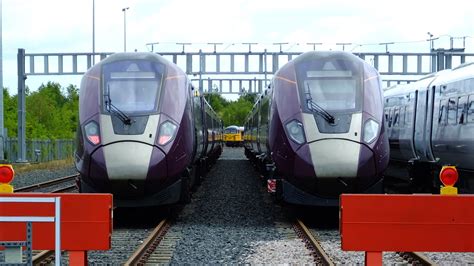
<box><xmin>14</xmin><ymin>173</ymin><xmax>79</xmax><ymax>193</ymax></box>
<box><xmin>296</xmin><ymin>218</ymin><xmax>437</xmax><ymax>265</ymax></box>
<box><xmin>124</xmin><ymin>219</ymin><xmax>172</xmax><ymax>265</ymax></box>
<box><xmin>294</xmin><ymin>219</ymin><xmax>335</xmax><ymax>265</ymax></box>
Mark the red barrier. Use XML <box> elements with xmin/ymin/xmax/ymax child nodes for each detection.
<box><xmin>0</xmin><ymin>193</ymin><xmax>112</xmax><ymax>265</ymax></box>
<box><xmin>340</xmin><ymin>194</ymin><xmax>474</xmax><ymax>265</ymax></box>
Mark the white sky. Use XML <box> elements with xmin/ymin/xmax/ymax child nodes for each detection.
<box><xmin>1</xmin><ymin>0</ymin><xmax>474</xmax><ymax>96</ymax></box>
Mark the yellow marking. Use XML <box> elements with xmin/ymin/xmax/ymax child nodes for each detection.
<box><xmin>85</xmin><ymin>75</ymin><xmax>100</xmax><ymax>81</ymax></box>
<box><xmin>0</xmin><ymin>184</ymin><xmax>13</xmax><ymax>193</ymax></box>
<box><xmin>275</xmin><ymin>76</ymin><xmax>296</xmax><ymax>84</ymax></box>
<box><xmin>441</xmin><ymin>185</ymin><xmax>458</xmax><ymax>195</ymax></box>
<box><xmin>364</xmin><ymin>76</ymin><xmax>378</xmax><ymax>82</ymax></box>
<box><xmin>166</xmin><ymin>75</ymin><xmax>185</xmax><ymax>80</ymax></box>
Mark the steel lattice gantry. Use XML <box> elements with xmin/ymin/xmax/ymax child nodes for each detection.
<box><xmin>15</xmin><ymin>48</ymin><xmax>474</xmax><ymax>162</ymax></box>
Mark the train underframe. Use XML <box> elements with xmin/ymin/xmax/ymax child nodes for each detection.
<box><xmin>386</xmin><ymin>159</ymin><xmax>474</xmax><ymax>194</ymax></box>
<box><xmin>245</xmin><ymin>148</ymin><xmax>383</xmax><ymax>207</ymax></box>
<box><xmin>77</xmin><ymin>146</ymin><xmax>222</xmax><ymax>208</ymax></box>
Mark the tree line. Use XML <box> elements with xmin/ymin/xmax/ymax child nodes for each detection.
<box><xmin>3</xmin><ymin>82</ymin><xmax>257</xmax><ymax>139</ymax></box>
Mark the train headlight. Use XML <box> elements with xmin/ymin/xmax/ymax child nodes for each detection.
<box><xmin>285</xmin><ymin>120</ymin><xmax>306</xmax><ymax>145</ymax></box>
<box><xmin>158</xmin><ymin>121</ymin><xmax>178</xmax><ymax>145</ymax></box>
<box><xmin>363</xmin><ymin>119</ymin><xmax>379</xmax><ymax>144</ymax></box>
<box><xmin>84</xmin><ymin>121</ymin><xmax>101</xmax><ymax>145</ymax></box>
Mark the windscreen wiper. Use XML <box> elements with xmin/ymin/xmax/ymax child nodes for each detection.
<box><xmin>105</xmin><ymin>85</ymin><xmax>132</xmax><ymax>125</ymax></box>
<box><xmin>306</xmin><ymin>84</ymin><xmax>335</xmax><ymax>124</ymax></box>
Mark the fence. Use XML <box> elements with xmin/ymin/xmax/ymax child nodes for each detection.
<box><xmin>4</xmin><ymin>138</ymin><xmax>74</xmax><ymax>163</ymax></box>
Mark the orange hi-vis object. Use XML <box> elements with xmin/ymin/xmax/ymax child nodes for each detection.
<box><xmin>0</xmin><ymin>193</ymin><xmax>113</xmax><ymax>265</ymax></box>
<box><xmin>340</xmin><ymin>194</ymin><xmax>474</xmax><ymax>266</ymax></box>
<box><xmin>0</xmin><ymin>164</ymin><xmax>15</xmax><ymax>193</ymax></box>
<box><xmin>440</xmin><ymin>165</ymin><xmax>458</xmax><ymax>195</ymax></box>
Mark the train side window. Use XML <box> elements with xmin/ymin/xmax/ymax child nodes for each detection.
<box><xmin>399</xmin><ymin>106</ymin><xmax>405</xmax><ymax>126</ymax></box>
<box><xmin>468</xmin><ymin>95</ymin><xmax>474</xmax><ymax>123</ymax></box>
<box><xmin>405</xmin><ymin>105</ymin><xmax>412</xmax><ymax>126</ymax></box>
<box><xmin>438</xmin><ymin>99</ymin><xmax>448</xmax><ymax>125</ymax></box>
<box><xmin>457</xmin><ymin>96</ymin><xmax>468</xmax><ymax>124</ymax></box>
<box><xmin>447</xmin><ymin>98</ymin><xmax>458</xmax><ymax>125</ymax></box>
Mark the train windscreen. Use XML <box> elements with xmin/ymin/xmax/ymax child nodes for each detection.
<box><xmin>296</xmin><ymin>55</ymin><xmax>362</xmax><ymax>113</ymax></box>
<box><xmin>225</xmin><ymin>128</ymin><xmax>238</xmax><ymax>134</ymax></box>
<box><xmin>102</xmin><ymin>60</ymin><xmax>164</xmax><ymax>114</ymax></box>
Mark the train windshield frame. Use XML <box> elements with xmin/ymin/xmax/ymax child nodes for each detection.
<box><xmin>296</xmin><ymin>58</ymin><xmax>363</xmax><ymax>113</ymax></box>
<box><xmin>224</xmin><ymin>127</ymin><xmax>239</xmax><ymax>134</ymax></box>
<box><xmin>101</xmin><ymin>60</ymin><xmax>165</xmax><ymax>115</ymax></box>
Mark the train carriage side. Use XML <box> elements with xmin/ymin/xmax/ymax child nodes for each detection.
<box><xmin>430</xmin><ymin>63</ymin><xmax>474</xmax><ymax>192</ymax></box>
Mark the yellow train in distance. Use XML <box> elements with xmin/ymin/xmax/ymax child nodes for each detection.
<box><xmin>224</xmin><ymin>125</ymin><xmax>244</xmax><ymax>147</ymax></box>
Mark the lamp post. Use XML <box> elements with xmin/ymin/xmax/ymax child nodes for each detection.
<box><xmin>122</xmin><ymin>7</ymin><xmax>129</xmax><ymax>52</ymax></box>
<box><xmin>92</xmin><ymin>0</ymin><xmax>95</xmax><ymax>63</ymax></box>
<box><xmin>427</xmin><ymin>32</ymin><xmax>434</xmax><ymax>52</ymax></box>
<box><xmin>0</xmin><ymin>0</ymin><xmax>4</xmax><ymax>161</ymax></box>
<box><xmin>427</xmin><ymin>32</ymin><xmax>435</xmax><ymax>72</ymax></box>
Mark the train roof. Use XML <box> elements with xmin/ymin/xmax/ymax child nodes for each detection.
<box><xmin>100</xmin><ymin>52</ymin><xmax>171</xmax><ymax>65</ymax></box>
<box><xmin>383</xmin><ymin>69</ymin><xmax>451</xmax><ymax>97</ymax></box>
<box><xmin>432</xmin><ymin>61</ymin><xmax>474</xmax><ymax>85</ymax></box>
<box><xmin>225</xmin><ymin>125</ymin><xmax>240</xmax><ymax>129</ymax></box>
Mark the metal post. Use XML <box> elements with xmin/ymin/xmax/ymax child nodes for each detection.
<box><xmin>176</xmin><ymin>43</ymin><xmax>191</xmax><ymax>54</ymax></box>
<box><xmin>92</xmin><ymin>0</ymin><xmax>95</xmax><ymax>64</ymax></box>
<box><xmin>242</xmin><ymin>43</ymin><xmax>257</xmax><ymax>53</ymax></box>
<box><xmin>336</xmin><ymin>42</ymin><xmax>352</xmax><ymax>51</ymax></box>
<box><xmin>122</xmin><ymin>7</ymin><xmax>129</xmax><ymax>52</ymax></box>
<box><xmin>379</xmin><ymin>42</ymin><xmax>394</xmax><ymax>53</ymax></box>
<box><xmin>264</xmin><ymin>49</ymin><xmax>267</xmax><ymax>87</ymax></box>
<box><xmin>0</xmin><ymin>0</ymin><xmax>4</xmax><ymax>161</ymax></box>
<box><xmin>17</xmin><ymin>49</ymin><xmax>27</xmax><ymax>163</ymax></box>
<box><xmin>199</xmin><ymin>49</ymin><xmax>203</xmax><ymax>94</ymax></box>
<box><xmin>55</xmin><ymin>197</ymin><xmax>61</xmax><ymax>266</ymax></box>
<box><xmin>306</xmin><ymin>43</ymin><xmax>322</xmax><ymax>51</ymax></box>
<box><xmin>273</xmin><ymin>42</ymin><xmax>288</xmax><ymax>53</ymax></box>
<box><xmin>207</xmin><ymin>43</ymin><xmax>223</xmax><ymax>53</ymax></box>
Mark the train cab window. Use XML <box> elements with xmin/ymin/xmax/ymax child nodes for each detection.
<box><xmin>103</xmin><ymin>60</ymin><xmax>164</xmax><ymax>114</ymax></box>
<box><xmin>447</xmin><ymin>98</ymin><xmax>458</xmax><ymax>125</ymax></box>
<box><xmin>438</xmin><ymin>99</ymin><xmax>448</xmax><ymax>125</ymax></box>
<box><xmin>468</xmin><ymin>95</ymin><xmax>474</xmax><ymax>123</ymax></box>
<box><xmin>457</xmin><ymin>96</ymin><xmax>468</xmax><ymax>124</ymax></box>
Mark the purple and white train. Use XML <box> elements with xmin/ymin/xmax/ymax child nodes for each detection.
<box><xmin>244</xmin><ymin>51</ymin><xmax>389</xmax><ymax>206</ymax></box>
<box><xmin>75</xmin><ymin>52</ymin><xmax>223</xmax><ymax>207</ymax></box>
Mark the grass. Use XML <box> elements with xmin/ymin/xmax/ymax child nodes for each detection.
<box><xmin>11</xmin><ymin>157</ymin><xmax>75</xmax><ymax>174</ymax></box>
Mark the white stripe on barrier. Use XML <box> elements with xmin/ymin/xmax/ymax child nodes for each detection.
<box><xmin>0</xmin><ymin>197</ymin><xmax>56</xmax><ymax>203</ymax></box>
<box><xmin>0</xmin><ymin>216</ymin><xmax>55</xmax><ymax>222</ymax></box>
<box><xmin>0</xmin><ymin>196</ymin><xmax>61</xmax><ymax>266</ymax></box>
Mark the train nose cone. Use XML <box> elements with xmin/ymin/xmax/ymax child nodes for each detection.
<box><xmin>308</xmin><ymin>139</ymin><xmax>363</xmax><ymax>178</ymax></box>
<box><xmin>104</xmin><ymin>142</ymin><xmax>153</xmax><ymax>180</ymax></box>
<box><xmin>102</xmin><ymin>141</ymin><xmax>159</xmax><ymax>198</ymax></box>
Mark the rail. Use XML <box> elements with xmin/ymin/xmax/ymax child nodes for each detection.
<box><xmin>295</xmin><ymin>219</ymin><xmax>335</xmax><ymax>266</ymax></box>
